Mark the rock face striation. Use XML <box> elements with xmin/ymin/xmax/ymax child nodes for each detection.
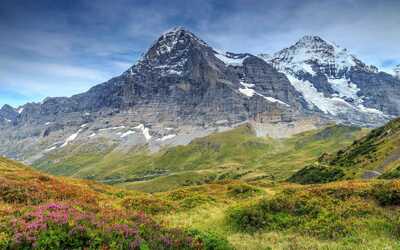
<box><xmin>1</xmin><ymin>28</ymin><xmax>400</xmax><ymax>162</ymax></box>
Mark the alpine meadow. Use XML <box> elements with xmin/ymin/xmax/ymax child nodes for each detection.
<box><xmin>1</xmin><ymin>1</ymin><xmax>400</xmax><ymax>249</ymax></box>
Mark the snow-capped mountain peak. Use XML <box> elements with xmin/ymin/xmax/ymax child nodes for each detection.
<box><xmin>126</xmin><ymin>27</ymin><xmax>211</xmax><ymax>77</ymax></box>
<box><xmin>269</xmin><ymin>35</ymin><xmax>360</xmax><ymax>77</ymax></box>
<box><xmin>261</xmin><ymin>35</ymin><xmax>391</xmax><ymax>122</ymax></box>
<box><xmin>146</xmin><ymin>26</ymin><xmax>209</xmax><ymax>58</ymax></box>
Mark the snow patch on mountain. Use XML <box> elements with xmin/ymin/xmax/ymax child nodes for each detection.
<box><xmin>239</xmin><ymin>81</ymin><xmax>256</xmax><ymax>97</ymax></box>
<box><xmin>44</xmin><ymin>146</ymin><xmax>57</xmax><ymax>152</ymax></box>
<box><xmin>238</xmin><ymin>81</ymin><xmax>289</xmax><ymax>106</ymax></box>
<box><xmin>215</xmin><ymin>50</ymin><xmax>249</xmax><ymax>66</ymax></box>
<box><xmin>285</xmin><ymin>75</ymin><xmax>384</xmax><ymax>116</ymax></box>
<box><xmin>328</xmin><ymin>78</ymin><xmax>360</xmax><ymax>100</ymax></box>
<box><xmin>133</xmin><ymin>124</ymin><xmax>152</xmax><ymax>141</ymax></box>
<box><xmin>61</xmin><ymin>129</ymin><xmax>83</xmax><ymax>148</ymax></box>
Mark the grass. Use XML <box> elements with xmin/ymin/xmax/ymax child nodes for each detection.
<box><xmin>289</xmin><ymin>117</ymin><xmax>400</xmax><ymax>183</ymax></box>
<box><xmin>4</xmin><ymin>155</ymin><xmax>400</xmax><ymax>249</ymax></box>
<box><xmin>159</xmin><ymin>180</ymin><xmax>400</xmax><ymax>250</ymax></box>
<box><xmin>0</xmin><ymin>157</ymin><xmax>233</xmax><ymax>249</ymax></box>
<box><xmin>327</xmin><ymin>117</ymin><xmax>400</xmax><ymax>178</ymax></box>
<box><xmin>33</xmin><ymin>123</ymin><xmax>367</xmax><ymax>192</ymax></box>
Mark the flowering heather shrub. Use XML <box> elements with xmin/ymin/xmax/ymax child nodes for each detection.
<box><xmin>5</xmin><ymin>202</ymin><xmax>205</xmax><ymax>249</ymax></box>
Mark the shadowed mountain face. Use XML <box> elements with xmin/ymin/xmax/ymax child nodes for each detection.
<box><xmin>1</xmin><ymin>28</ymin><xmax>400</xmax><ymax>162</ymax></box>
<box><xmin>12</xmin><ymin>28</ymin><xmax>305</xmax><ymax>126</ymax></box>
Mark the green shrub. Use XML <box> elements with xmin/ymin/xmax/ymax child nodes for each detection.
<box><xmin>227</xmin><ymin>187</ymin><xmax>385</xmax><ymax>240</ymax></box>
<box><xmin>187</xmin><ymin>229</ymin><xmax>234</xmax><ymax>250</ymax></box>
<box><xmin>122</xmin><ymin>196</ymin><xmax>175</xmax><ymax>214</ymax></box>
<box><xmin>379</xmin><ymin>166</ymin><xmax>400</xmax><ymax>179</ymax></box>
<box><xmin>372</xmin><ymin>182</ymin><xmax>400</xmax><ymax>206</ymax></box>
<box><xmin>0</xmin><ymin>232</ymin><xmax>10</xmax><ymax>249</ymax></box>
<box><xmin>288</xmin><ymin>164</ymin><xmax>345</xmax><ymax>184</ymax></box>
<box><xmin>180</xmin><ymin>195</ymin><xmax>214</xmax><ymax>209</ymax></box>
<box><xmin>228</xmin><ymin>204</ymin><xmax>268</xmax><ymax>232</ymax></box>
<box><xmin>227</xmin><ymin>183</ymin><xmax>262</xmax><ymax>198</ymax></box>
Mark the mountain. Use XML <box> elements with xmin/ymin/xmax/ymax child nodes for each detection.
<box><xmin>264</xmin><ymin>35</ymin><xmax>400</xmax><ymax>126</ymax></box>
<box><xmin>0</xmin><ymin>104</ymin><xmax>17</xmax><ymax>124</ymax></box>
<box><xmin>0</xmin><ymin>27</ymin><xmax>315</xmax><ymax>162</ymax></box>
<box><xmin>1</xmin><ymin>28</ymin><xmax>400</xmax><ymax>166</ymax></box>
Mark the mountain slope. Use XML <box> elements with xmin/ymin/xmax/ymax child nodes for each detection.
<box><xmin>325</xmin><ymin>117</ymin><xmax>400</xmax><ymax>178</ymax></box>
<box><xmin>264</xmin><ymin>35</ymin><xmax>400</xmax><ymax>126</ymax></box>
<box><xmin>32</xmin><ymin>123</ymin><xmax>367</xmax><ymax>192</ymax></box>
<box><xmin>288</xmin><ymin>117</ymin><xmax>400</xmax><ymax>183</ymax></box>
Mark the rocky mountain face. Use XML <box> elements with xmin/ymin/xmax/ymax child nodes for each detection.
<box><xmin>0</xmin><ymin>28</ymin><xmax>399</xmax><ymax>163</ymax></box>
<box><xmin>0</xmin><ymin>104</ymin><xmax>18</xmax><ymax>124</ymax></box>
<box><xmin>0</xmin><ymin>27</ymin><xmax>314</xmax><ymax>161</ymax></box>
<box><xmin>394</xmin><ymin>65</ymin><xmax>400</xmax><ymax>79</ymax></box>
<box><xmin>264</xmin><ymin>35</ymin><xmax>400</xmax><ymax>126</ymax></box>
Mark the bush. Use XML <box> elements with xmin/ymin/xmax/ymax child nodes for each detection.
<box><xmin>372</xmin><ymin>182</ymin><xmax>400</xmax><ymax>206</ymax></box>
<box><xmin>227</xmin><ymin>183</ymin><xmax>262</xmax><ymax>198</ymax></box>
<box><xmin>167</xmin><ymin>189</ymin><xmax>215</xmax><ymax>209</ymax></box>
<box><xmin>228</xmin><ymin>204</ymin><xmax>268</xmax><ymax>232</ymax></box>
<box><xmin>122</xmin><ymin>196</ymin><xmax>175</xmax><ymax>214</ymax></box>
<box><xmin>227</xmin><ymin>187</ymin><xmax>381</xmax><ymax>240</ymax></box>
<box><xmin>187</xmin><ymin>229</ymin><xmax>233</xmax><ymax>250</ymax></box>
<box><xmin>5</xmin><ymin>202</ymin><xmax>205</xmax><ymax>249</ymax></box>
<box><xmin>0</xmin><ymin>232</ymin><xmax>10</xmax><ymax>249</ymax></box>
<box><xmin>288</xmin><ymin>164</ymin><xmax>345</xmax><ymax>184</ymax></box>
<box><xmin>379</xmin><ymin>166</ymin><xmax>400</xmax><ymax>179</ymax></box>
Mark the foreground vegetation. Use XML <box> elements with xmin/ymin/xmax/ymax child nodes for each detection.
<box><xmin>4</xmin><ymin>118</ymin><xmax>400</xmax><ymax>249</ymax></box>
<box><xmin>0</xmin><ymin>157</ymin><xmax>231</xmax><ymax>249</ymax></box>
<box><xmin>3</xmin><ymin>156</ymin><xmax>400</xmax><ymax>249</ymax></box>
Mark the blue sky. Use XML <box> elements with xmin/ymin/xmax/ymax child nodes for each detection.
<box><xmin>1</xmin><ymin>0</ymin><xmax>399</xmax><ymax>107</ymax></box>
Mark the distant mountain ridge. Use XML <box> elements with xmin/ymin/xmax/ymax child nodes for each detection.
<box><xmin>1</xmin><ymin>27</ymin><xmax>400</xmax><ymax>163</ymax></box>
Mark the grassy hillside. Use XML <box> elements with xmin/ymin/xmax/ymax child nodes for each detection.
<box><xmin>0</xmin><ymin>157</ymin><xmax>233</xmax><ymax>249</ymax></box>
<box><xmin>290</xmin><ymin>117</ymin><xmax>400</xmax><ymax>183</ymax></box>
<box><xmin>3</xmin><ymin>156</ymin><xmax>400</xmax><ymax>249</ymax></box>
<box><xmin>34</xmin><ymin>124</ymin><xmax>367</xmax><ymax>192</ymax></box>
